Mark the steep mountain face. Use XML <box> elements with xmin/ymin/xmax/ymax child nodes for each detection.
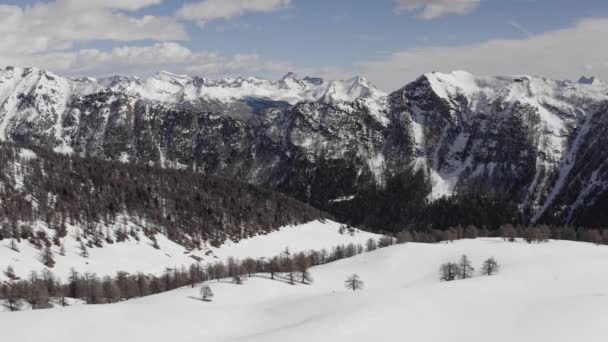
<box><xmin>2</xmin><ymin>66</ymin><xmax>608</xmax><ymax>230</ymax></box>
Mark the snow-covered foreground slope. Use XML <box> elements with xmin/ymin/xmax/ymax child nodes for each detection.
<box><xmin>3</xmin><ymin>238</ymin><xmax>607</xmax><ymax>342</ymax></box>
<box><xmin>0</xmin><ymin>220</ymin><xmax>380</xmax><ymax>281</ymax></box>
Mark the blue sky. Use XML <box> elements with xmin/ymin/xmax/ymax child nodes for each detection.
<box><xmin>1</xmin><ymin>0</ymin><xmax>608</xmax><ymax>90</ymax></box>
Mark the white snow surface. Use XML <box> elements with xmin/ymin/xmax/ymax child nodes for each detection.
<box><xmin>0</xmin><ymin>219</ymin><xmax>381</xmax><ymax>282</ymax></box>
<box><xmin>3</xmin><ymin>238</ymin><xmax>608</xmax><ymax>341</ymax></box>
<box><xmin>102</xmin><ymin>71</ymin><xmax>386</xmax><ymax>105</ymax></box>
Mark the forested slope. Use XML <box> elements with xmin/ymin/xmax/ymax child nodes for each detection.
<box><xmin>0</xmin><ymin>143</ymin><xmax>326</xmax><ymax>249</ymax></box>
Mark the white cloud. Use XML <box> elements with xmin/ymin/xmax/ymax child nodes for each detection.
<box><xmin>1</xmin><ymin>42</ymin><xmax>299</xmax><ymax>79</ymax></box>
<box><xmin>0</xmin><ymin>1</ymin><xmax>187</xmax><ymax>55</ymax></box>
<box><xmin>394</xmin><ymin>0</ymin><xmax>481</xmax><ymax>19</ymax></box>
<box><xmin>361</xmin><ymin>17</ymin><xmax>608</xmax><ymax>91</ymax></box>
<box><xmin>177</xmin><ymin>0</ymin><xmax>291</xmax><ymax>25</ymax></box>
<box><xmin>60</xmin><ymin>0</ymin><xmax>163</xmax><ymax>11</ymax></box>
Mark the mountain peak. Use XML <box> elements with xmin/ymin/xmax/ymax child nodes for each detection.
<box><xmin>281</xmin><ymin>72</ymin><xmax>299</xmax><ymax>80</ymax></box>
<box><xmin>578</xmin><ymin>76</ymin><xmax>606</xmax><ymax>86</ymax></box>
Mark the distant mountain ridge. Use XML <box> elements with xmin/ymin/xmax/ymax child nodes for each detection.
<box><xmin>2</xmin><ymin>66</ymin><xmax>608</xmax><ymax>230</ymax></box>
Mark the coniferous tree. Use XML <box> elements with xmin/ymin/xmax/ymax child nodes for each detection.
<box><xmin>79</xmin><ymin>241</ymin><xmax>89</xmax><ymax>258</ymax></box>
<box><xmin>458</xmin><ymin>254</ymin><xmax>475</xmax><ymax>279</ymax></box>
<box><xmin>4</xmin><ymin>265</ymin><xmax>17</xmax><ymax>280</ymax></box>
<box><xmin>41</xmin><ymin>246</ymin><xmax>55</xmax><ymax>268</ymax></box>
<box><xmin>9</xmin><ymin>238</ymin><xmax>19</xmax><ymax>252</ymax></box>
<box><xmin>481</xmin><ymin>257</ymin><xmax>500</xmax><ymax>276</ymax></box>
<box><xmin>439</xmin><ymin>262</ymin><xmax>460</xmax><ymax>281</ymax></box>
<box><xmin>200</xmin><ymin>285</ymin><xmax>213</xmax><ymax>301</ymax></box>
<box><xmin>344</xmin><ymin>274</ymin><xmax>364</xmax><ymax>291</ymax></box>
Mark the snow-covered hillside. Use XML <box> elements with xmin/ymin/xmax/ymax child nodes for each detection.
<box><xmin>0</xmin><ymin>220</ymin><xmax>381</xmax><ymax>282</ymax></box>
<box><xmin>3</xmin><ymin>238</ymin><xmax>607</xmax><ymax>341</ymax></box>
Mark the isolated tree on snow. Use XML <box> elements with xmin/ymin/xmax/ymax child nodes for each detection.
<box><xmin>458</xmin><ymin>254</ymin><xmax>475</xmax><ymax>279</ymax></box>
<box><xmin>200</xmin><ymin>285</ymin><xmax>214</xmax><ymax>301</ymax></box>
<box><xmin>480</xmin><ymin>257</ymin><xmax>500</xmax><ymax>276</ymax></box>
<box><xmin>344</xmin><ymin>274</ymin><xmax>364</xmax><ymax>291</ymax></box>
<box><xmin>439</xmin><ymin>262</ymin><xmax>460</xmax><ymax>281</ymax></box>
<box><xmin>59</xmin><ymin>243</ymin><xmax>66</xmax><ymax>256</ymax></box>
<box><xmin>4</xmin><ymin>265</ymin><xmax>17</xmax><ymax>280</ymax></box>
<box><xmin>9</xmin><ymin>238</ymin><xmax>19</xmax><ymax>252</ymax></box>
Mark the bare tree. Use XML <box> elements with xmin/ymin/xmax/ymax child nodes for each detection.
<box><xmin>481</xmin><ymin>257</ymin><xmax>500</xmax><ymax>276</ymax></box>
<box><xmin>458</xmin><ymin>254</ymin><xmax>475</xmax><ymax>279</ymax></box>
<box><xmin>344</xmin><ymin>274</ymin><xmax>364</xmax><ymax>291</ymax></box>
<box><xmin>439</xmin><ymin>262</ymin><xmax>461</xmax><ymax>281</ymax></box>
<box><xmin>295</xmin><ymin>252</ymin><xmax>312</xmax><ymax>284</ymax></box>
<box><xmin>283</xmin><ymin>257</ymin><xmax>296</xmax><ymax>285</ymax></box>
<box><xmin>9</xmin><ymin>238</ymin><xmax>19</xmax><ymax>252</ymax></box>
<box><xmin>268</xmin><ymin>257</ymin><xmax>280</xmax><ymax>280</ymax></box>
<box><xmin>200</xmin><ymin>285</ymin><xmax>214</xmax><ymax>301</ymax></box>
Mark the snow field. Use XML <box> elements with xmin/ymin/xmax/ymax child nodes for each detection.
<box><xmin>3</xmin><ymin>238</ymin><xmax>608</xmax><ymax>342</ymax></box>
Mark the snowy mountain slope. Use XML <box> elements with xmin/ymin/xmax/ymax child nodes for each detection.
<box><xmin>3</xmin><ymin>66</ymin><xmax>608</xmax><ymax>228</ymax></box>
<box><xmin>0</xmin><ymin>219</ymin><xmax>380</xmax><ymax>282</ymax></box>
<box><xmin>396</xmin><ymin>70</ymin><xmax>608</xmax><ymax>222</ymax></box>
<box><xmin>578</xmin><ymin>76</ymin><xmax>607</xmax><ymax>86</ymax></box>
<box><xmin>3</xmin><ymin>238</ymin><xmax>608</xmax><ymax>341</ymax></box>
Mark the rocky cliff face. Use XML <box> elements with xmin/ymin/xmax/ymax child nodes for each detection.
<box><xmin>2</xmin><ymin>66</ymin><xmax>608</xmax><ymax>229</ymax></box>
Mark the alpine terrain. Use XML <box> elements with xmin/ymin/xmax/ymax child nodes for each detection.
<box><xmin>1</xmin><ymin>66</ymin><xmax>608</xmax><ymax>230</ymax></box>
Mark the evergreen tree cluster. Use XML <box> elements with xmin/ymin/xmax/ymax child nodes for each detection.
<box><xmin>0</xmin><ymin>143</ymin><xmax>326</xmax><ymax>249</ymax></box>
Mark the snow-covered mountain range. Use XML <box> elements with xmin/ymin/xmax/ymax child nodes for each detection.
<box><xmin>2</xmin><ymin>66</ymin><xmax>608</xmax><ymax>228</ymax></box>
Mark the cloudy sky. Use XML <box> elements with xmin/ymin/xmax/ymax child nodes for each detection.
<box><xmin>1</xmin><ymin>0</ymin><xmax>607</xmax><ymax>90</ymax></box>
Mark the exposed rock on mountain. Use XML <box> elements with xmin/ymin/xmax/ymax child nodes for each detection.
<box><xmin>2</xmin><ymin>66</ymin><xmax>608</xmax><ymax>230</ymax></box>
